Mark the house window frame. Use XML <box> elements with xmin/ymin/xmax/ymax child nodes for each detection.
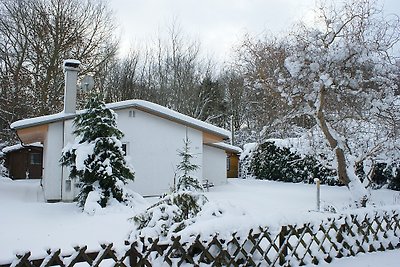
<box><xmin>122</xmin><ymin>142</ymin><xmax>129</xmax><ymax>156</ymax></box>
<box><xmin>29</xmin><ymin>153</ymin><xmax>42</xmax><ymax>165</ymax></box>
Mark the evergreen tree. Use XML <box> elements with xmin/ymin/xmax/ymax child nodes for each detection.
<box><xmin>131</xmin><ymin>137</ymin><xmax>207</xmax><ymax>239</ymax></box>
<box><xmin>61</xmin><ymin>95</ymin><xmax>134</xmax><ymax>207</ymax></box>
<box><xmin>175</xmin><ymin>137</ymin><xmax>203</xmax><ymax>192</ymax></box>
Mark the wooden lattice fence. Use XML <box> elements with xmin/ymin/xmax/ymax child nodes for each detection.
<box><xmin>1</xmin><ymin>209</ymin><xmax>399</xmax><ymax>267</ymax></box>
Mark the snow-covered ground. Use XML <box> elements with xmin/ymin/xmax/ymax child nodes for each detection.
<box><xmin>319</xmin><ymin>249</ymin><xmax>400</xmax><ymax>267</ymax></box>
<box><xmin>1</xmin><ymin>177</ymin><xmax>399</xmax><ymax>264</ymax></box>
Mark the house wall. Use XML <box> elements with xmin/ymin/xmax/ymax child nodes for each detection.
<box><xmin>61</xmin><ymin>119</ymin><xmax>77</xmax><ymax>201</ymax></box>
<box><xmin>116</xmin><ymin>108</ymin><xmax>203</xmax><ymax>196</ymax></box>
<box><xmin>43</xmin><ymin>121</ymin><xmax>64</xmax><ymax>201</ymax></box>
<box><xmin>203</xmin><ymin>145</ymin><xmax>227</xmax><ymax>186</ymax></box>
<box><xmin>42</xmin><ymin>107</ymin><xmax>226</xmax><ymax>200</ymax></box>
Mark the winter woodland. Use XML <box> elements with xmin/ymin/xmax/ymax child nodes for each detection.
<box><xmin>0</xmin><ymin>0</ymin><xmax>399</xmax><ymax>255</ymax></box>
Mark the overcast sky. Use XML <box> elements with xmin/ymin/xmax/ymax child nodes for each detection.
<box><xmin>109</xmin><ymin>0</ymin><xmax>400</xmax><ymax>63</ymax></box>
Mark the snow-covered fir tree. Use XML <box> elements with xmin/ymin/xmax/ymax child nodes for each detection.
<box><xmin>61</xmin><ymin>95</ymin><xmax>135</xmax><ymax>208</ymax></box>
<box><xmin>130</xmin><ymin>137</ymin><xmax>207</xmax><ymax>239</ymax></box>
<box><xmin>175</xmin><ymin>137</ymin><xmax>204</xmax><ymax>192</ymax></box>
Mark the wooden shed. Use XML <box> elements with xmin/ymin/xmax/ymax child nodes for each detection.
<box><xmin>2</xmin><ymin>143</ymin><xmax>43</xmax><ymax>179</ymax></box>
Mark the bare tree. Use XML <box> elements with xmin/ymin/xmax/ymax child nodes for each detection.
<box><xmin>236</xmin><ymin>35</ymin><xmax>305</xmax><ymax>139</ymax></box>
<box><xmin>0</xmin><ymin>0</ymin><xmax>117</xmax><ymax>142</ymax></box>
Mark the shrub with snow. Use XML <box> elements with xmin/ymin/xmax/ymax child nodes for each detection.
<box><xmin>132</xmin><ymin>192</ymin><xmax>208</xmax><ymax>238</ymax></box>
<box><xmin>247</xmin><ymin>140</ymin><xmax>337</xmax><ymax>185</ymax></box>
<box><xmin>0</xmin><ymin>159</ymin><xmax>9</xmax><ymax>178</ymax></box>
<box><xmin>366</xmin><ymin>162</ymin><xmax>400</xmax><ymax>191</ymax></box>
<box><xmin>61</xmin><ymin>96</ymin><xmax>135</xmax><ymax>208</ymax></box>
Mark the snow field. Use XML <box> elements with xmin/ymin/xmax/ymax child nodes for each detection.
<box><xmin>0</xmin><ymin>177</ymin><xmax>399</xmax><ymax>263</ymax></box>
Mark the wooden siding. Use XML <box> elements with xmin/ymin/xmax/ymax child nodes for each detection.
<box><xmin>227</xmin><ymin>152</ymin><xmax>239</xmax><ymax>178</ymax></box>
<box><xmin>5</xmin><ymin>147</ymin><xmax>43</xmax><ymax>179</ymax></box>
<box><xmin>17</xmin><ymin>124</ymin><xmax>48</xmax><ymax>144</ymax></box>
<box><xmin>203</xmin><ymin>132</ymin><xmax>224</xmax><ymax>144</ymax></box>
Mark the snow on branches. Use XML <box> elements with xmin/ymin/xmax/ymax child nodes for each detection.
<box><xmin>277</xmin><ymin>0</ymin><xmax>400</xmax><ymax>206</ymax></box>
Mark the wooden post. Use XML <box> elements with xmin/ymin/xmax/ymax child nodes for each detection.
<box><xmin>279</xmin><ymin>226</ymin><xmax>288</xmax><ymax>265</ymax></box>
<box><xmin>125</xmin><ymin>241</ymin><xmax>138</xmax><ymax>266</ymax></box>
<box><xmin>314</xmin><ymin>178</ymin><xmax>321</xmax><ymax>212</ymax></box>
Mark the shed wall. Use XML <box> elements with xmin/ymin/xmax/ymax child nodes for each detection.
<box><xmin>203</xmin><ymin>145</ymin><xmax>227</xmax><ymax>186</ymax></box>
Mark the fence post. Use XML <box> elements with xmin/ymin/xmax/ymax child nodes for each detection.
<box><xmin>279</xmin><ymin>226</ymin><xmax>288</xmax><ymax>266</ymax></box>
<box><xmin>125</xmin><ymin>241</ymin><xmax>138</xmax><ymax>266</ymax></box>
<box><xmin>314</xmin><ymin>178</ymin><xmax>321</xmax><ymax>212</ymax></box>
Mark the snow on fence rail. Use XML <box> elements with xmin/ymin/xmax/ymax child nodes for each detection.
<box><xmin>1</xmin><ymin>209</ymin><xmax>399</xmax><ymax>267</ymax></box>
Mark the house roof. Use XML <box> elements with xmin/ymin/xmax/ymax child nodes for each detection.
<box><xmin>2</xmin><ymin>142</ymin><xmax>43</xmax><ymax>154</ymax></box>
<box><xmin>10</xmin><ymin>99</ymin><xmax>231</xmax><ymax>139</ymax></box>
<box><xmin>206</xmin><ymin>142</ymin><xmax>242</xmax><ymax>154</ymax></box>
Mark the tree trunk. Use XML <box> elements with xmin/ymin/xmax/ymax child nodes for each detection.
<box><xmin>315</xmin><ymin>106</ymin><xmax>350</xmax><ymax>185</ymax></box>
<box><xmin>312</xmin><ymin>88</ymin><xmax>367</xmax><ymax>206</ymax></box>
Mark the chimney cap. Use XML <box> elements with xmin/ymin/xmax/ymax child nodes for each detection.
<box><xmin>63</xmin><ymin>59</ymin><xmax>81</xmax><ymax>70</ymax></box>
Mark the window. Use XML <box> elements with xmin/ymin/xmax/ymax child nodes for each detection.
<box><xmin>227</xmin><ymin>156</ymin><xmax>230</xmax><ymax>171</ymax></box>
<box><xmin>29</xmin><ymin>153</ymin><xmax>42</xmax><ymax>165</ymax></box>
<box><xmin>128</xmin><ymin>110</ymin><xmax>135</xmax><ymax>117</ymax></box>
<box><xmin>122</xmin><ymin>143</ymin><xmax>128</xmax><ymax>156</ymax></box>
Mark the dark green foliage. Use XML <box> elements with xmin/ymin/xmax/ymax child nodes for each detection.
<box><xmin>388</xmin><ymin>167</ymin><xmax>400</xmax><ymax>191</ymax></box>
<box><xmin>60</xmin><ymin>95</ymin><xmax>134</xmax><ymax>207</ymax></box>
<box><xmin>356</xmin><ymin>162</ymin><xmax>400</xmax><ymax>191</ymax></box>
<box><xmin>249</xmin><ymin>141</ymin><xmax>337</xmax><ymax>185</ymax></box>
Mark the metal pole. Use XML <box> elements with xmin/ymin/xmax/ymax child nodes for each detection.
<box><xmin>230</xmin><ymin>115</ymin><xmax>234</xmax><ymax>145</ymax></box>
<box><xmin>314</xmin><ymin>178</ymin><xmax>320</xmax><ymax>212</ymax></box>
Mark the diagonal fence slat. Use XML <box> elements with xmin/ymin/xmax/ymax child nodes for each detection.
<box><xmin>2</xmin><ymin>209</ymin><xmax>399</xmax><ymax>267</ymax></box>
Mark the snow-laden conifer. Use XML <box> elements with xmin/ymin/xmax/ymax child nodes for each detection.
<box><xmin>61</xmin><ymin>95</ymin><xmax>135</xmax><ymax>208</ymax></box>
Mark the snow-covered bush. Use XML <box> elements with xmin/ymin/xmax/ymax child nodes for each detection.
<box><xmin>388</xmin><ymin>166</ymin><xmax>400</xmax><ymax>191</ymax></box>
<box><xmin>133</xmin><ymin>192</ymin><xmax>208</xmax><ymax>237</ymax></box>
<box><xmin>239</xmin><ymin>143</ymin><xmax>257</xmax><ymax>179</ymax></box>
<box><xmin>248</xmin><ymin>141</ymin><xmax>337</xmax><ymax>185</ymax></box>
<box><xmin>61</xmin><ymin>96</ymin><xmax>135</xmax><ymax>208</ymax></box>
<box><xmin>358</xmin><ymin>162</ymin><xmax>400</xmax><ymax>191</ymax></box>
<box><xmin>0</xmin><ymin>158</ymin><xmax>9</xmax><ymax>178</ymax></box>
<box><xmin>130</xmin><ymin>138</ymin><xmax>208</xmax><ymax>239</ymax></box>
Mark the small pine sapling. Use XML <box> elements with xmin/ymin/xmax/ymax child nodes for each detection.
<box><xmin>175</xmin><ymin>137</ymin><xmax>204</xmax><ymax>192</ymax></box>
<box><xmin>131</xmin><ymin>137</ymin><xmax>207</xmax><ymax>239</ymax></box>
<box><xmin>61</xmin><ymin>95</ymin><xmax>135</xmax><ymax>208</ymax></box>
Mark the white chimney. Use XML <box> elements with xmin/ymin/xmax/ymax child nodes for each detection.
<box><xmin>63</xmin><ymin>59</ymin><xmax>81</xmax><ymax>114</ymax></box>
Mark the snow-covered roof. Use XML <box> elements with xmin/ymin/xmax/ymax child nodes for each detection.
<box><xmin>10</xmin><ymin>100</ymin><xmax>230</xmax><ymax>139</ymax></box>
<box><xmin>207</xmin><ymin>142</ymin><xmax>242</xmax><ymax>153</ymax></box>
<box><xmin>1</xmin><ymin>142</ymin><xmax>43</xmax><ymax>154</ymax></box>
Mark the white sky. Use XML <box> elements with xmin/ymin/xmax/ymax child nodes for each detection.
<box><xmin>109</xmin><ymin>0</ymin><xmax>400</xmax><ymax>63</ymax></box>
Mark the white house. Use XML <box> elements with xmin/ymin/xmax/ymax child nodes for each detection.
<box><xmin>10</xmin><ymin>60</ymin><xmax>237</xmax><ymax>202</ymax></box>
